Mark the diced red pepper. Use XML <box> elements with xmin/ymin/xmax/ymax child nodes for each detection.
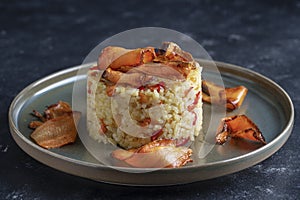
<box><xmin>148</xmin><ymin>82</ymin><xmax>165</xmax><ymax>92</ymax></box>
<box><xmin>99</xmin><ymin>118</ymin><xmax>107</xmax><ymax>134</ymax></box>
<box><xmin>150</xmin><ymin>129</ymin><xmax>163</xmax><ymax>141</ymax></box>
<box><xmin>138</xmin><ymin>85</ymin><xmax>146</xmax><ymax>90</ymax></box>
<box><xmin>192</xmin><ymin>111</ymin><xmax>197</xmax><ymax>126</ymax></box>
<box><xmin>138</xmin><ymin>82</ymin><xmax>165</xmax><ymax>92</ymax></box>
<box><xmin>87</xmin><ymin>81</ymin><xmax>92</xmax><ymax>94</ymax></box>
<box><xmin>138</xmin><ymin>118</ymin><xmax>151</xmax><ymax>127</ymax></box>
<box><xmin>188</xmin><ymin>91</ymin><xmax>201</xmax><ymax>111</ymax></box>
<box><xmin>138</xmin><ymin>82</ymin><xmax>166</xmax><ymax>103</ymax></box>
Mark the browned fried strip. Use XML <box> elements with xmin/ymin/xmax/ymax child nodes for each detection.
<box><xmin>131</xmin><ymin>63</ymin><xmax>185</xmax><ymax>80</ymax></box>
<box><xmin>202</xmin><ymin>80</ymin><xmax>248</xmax><ymax>111</ymax></box>
<box><xmin>216</xmin><ymin>115</ymin><xmax>266</xmax><ymax>145</ymax></box>
<box><xmin>30</xmin><ymin>111</ymin><xmax>81</xmax><ymax>149</ymax></box>
<box><xmin>109</xmin><ymin>48</ymin><xmax>156</xmax><ymax>72</ymax></box>
<box><xmin>29</xmin><ymin>101</ymin><xmax>81</xmax><ymax>149</ymax></box>
<box><xmin>44</xmin><ymin>100</ymin><xmax>72</xmax><ymax>120</ymax></box>
<box><xmin>97</xmin><ymin>46</ymin><xmax>130</xmax><ymax>70</ymax></box>
<box><xmin>29</xmin><ymin>121</ymin><xmax>44</xmax><ymax>129</ymax></box>
<box><xmin>161</xmin><ymin>42</ymin><xmax>194</xmax><ymax>62</ymax></box>
<box><xmin>99</xmin><ymin>43</ymin><xmax>199</xmax><ymax>97</ymax></box>
<box><xmin>111</xmin><ymin>139</ymin><xmax>193</xmax><ymax>168</ymax></box>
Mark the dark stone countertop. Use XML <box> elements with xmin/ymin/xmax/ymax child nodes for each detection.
<box><xmin>0</xmin><ymin>0</ymin><xmax>299</xmax><ymax>199</ymax></box>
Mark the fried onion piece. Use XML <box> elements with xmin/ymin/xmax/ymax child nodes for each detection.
<box><xmin>29</xmin><ymin>121</ymin><xmax>44</xmax><ymax>129</ymax></box>
<box><xmin>161</xmin><ymin>42</ymin><xmax>194</xmax><ymax>62</ymax></box>
<box><xmin>111</xmin><ymin>139</ymin><xmax>193</xmax><ymax>168</ymax></box>
<box><xmin>202</xmin><ymin>80</ymin><xmax>248</xmax><ymax>111</ymax></box>
<box><xmin>102</xmin><ymin>63</ymin><xmax>185</xmax><ymax>91</ymax></box>
<box><xmin>108</xmin><ymin>47</ymin><xmax>156</xmax><ymax>72</ymax></box>
<box><xmin>131</xmin><ymin>63</ymin><xmax>185</xmax><ymax>80</ymax></box>
<box><xmin>30</xmin><ymin>112</ymin><xmax>81</xmax><ymax>149</ymax></box>
<box><xmin>29</xmin><ymin>101</ymin><xmax>72</xmax><ymax>125</ymax></box>
<box><xmin>111</xmin><ymin>148</ymin><xmax>136</xmax><ymax>161</ymax></box>
<box><xmin>44</xmin><ymin>101</ymin><xmax>72</xmax><ymax>120</ymax></box>
<box><xmin>160</xmin><ymin>61</ymin><xmax>196</xmax><ymax>78</ymax></box>
<box><xmin>97</xmin><ymin>46</ymin><xmax>131</xmax><ymax>70</ymax></box>
<box><xmin>99</xmin><ymin>42</ymin><xmax>200</xmax><ymax>96</ymax></box>
<box><xmin>102</xmin><ymin>67</ymin><xmax>153</xmax><ymax>88</ymax></box>
<box><xmin>29</xmin><ymin>101</ymin><xmax>81</xmax><ymax>149</ymax></box>
<box><xmin>216</xmin><ymin>115</ymin><xmax>266</xmax><ymax>145</ymax></box>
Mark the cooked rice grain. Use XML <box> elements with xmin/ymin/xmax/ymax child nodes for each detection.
<box><xmin>87</xmin><ymin>65</ymin><xmax>202</xmax><ymax>149</ymax></box>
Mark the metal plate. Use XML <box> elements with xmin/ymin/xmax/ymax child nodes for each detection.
<box><xmin>9</xmin><ymin>61</ymin><xmax>294</xmax><ymax>186</ymax></box>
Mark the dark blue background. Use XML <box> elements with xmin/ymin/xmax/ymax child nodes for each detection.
<box><xmin>1</xmin><ymin>0</ymin><xmax>299</xmax><ymax>199</ymax></box>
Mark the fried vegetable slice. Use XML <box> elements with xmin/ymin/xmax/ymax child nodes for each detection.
<box><xmin>97</xmin><ymin>46</ymin><xmax>131</xmax><ymax>70</ymax></box>
<box><xmin>44</xmin><ymin>101</ymin><xmax>73</xmax><ymax>120</ymax></box>
<box><xmin>108</xmin><ymin>47</ymin><xmax>156</xmax><ymax>72</ymax></box>
<box><xmin>111</xmin><ymin>139</ymin><xmax>193</xmax><ymax>168</ymax></box>
<box><xmin>216</xmin><ymin>115</ymin><xmax>266</xmax><ymax>145</ymax></box>
<box><xmin>202</xmin><ymin>80</ymin><xmax>248</xmax><ymax>111</ymax></box>
<box><xmin>29</xmin><ymin>100</ymin><xmax>73</xmax><ymax>124</ymax></box>
<box><xmin>103</xmin><ymin>67</ymin><xmax>153</xmax><ymax>88</ymax></box>
<box><xmin>29</xmin><ymin>101</ymin><xmax>81</xmax><ymax>149</ymax></box>
<box><xmin>161</xmin><ymin>42</ymin><xmax>194</xmax><ymax>62</ymax></box>
<box><xmin>99</xmin><ymin>42</ymin><xmax>200</xmax><ymax>96</ymax></box>
<box><xmin>30</xmin><ymin>112</ymin><xmax>81</xmax><ymax>149</ymax></box>
<box><xmin>111</xmin><ymin>149</ymin><xmax>136</xmax><ymax>161</ymax></box>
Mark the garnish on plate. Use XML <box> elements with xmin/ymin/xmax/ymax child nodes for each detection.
<box><xmin>29</xmin><ymin>101</ymin><xmax>81</xmax><ymax>149</ymax></box>
<box><xmin>202</xmin><ymin>80</ymin><xmax>248</xmax><ymax>111</ymax></box>
<box><xmin>216</xmin><ymin>115</ymin><xmax>266</xmax><ymax>145</ymax></box>
<box><xmin>112</xmin><ymin>139</ymin><xmax>193</xmax><ymax>168</ymax></box>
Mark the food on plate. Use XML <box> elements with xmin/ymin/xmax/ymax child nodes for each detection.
<box><xmin>29</xmin><ymin>101</ymin><xmax>81</xmax><ymax>149</ymax></box>
<box><xmin>216</xmin><ymin>114</ymin><xmax>266</xmax><ymax>145</ymax></box>
<box><xmin>24</xmin><ymin>37</ymin><xmax>268</xmax><ymax>169</ymax></box>
<box><xmin>202</xmin><ymin>80</ymin><xmax>248</xmax><ymax>111</ymax></box>
<box><xmin>87</xmin><ymin>42</ymin><xmax>203</xmax><ymax>149</ymax></box>
<box><xmin>111</xmin><ymin>139</ymin><xmax>193</xmax><ymax>168</ymax></box>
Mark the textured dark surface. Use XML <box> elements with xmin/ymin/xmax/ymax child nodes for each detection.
<box><xmin>1</xmin><ymin>0</ymin><xmax>299</xmax><ymax>199</ymax></box>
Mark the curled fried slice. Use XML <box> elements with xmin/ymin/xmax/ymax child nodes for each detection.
<box><xmin>31</xmin><ymin>110</ymin><xmax>46</xmax><ymax>122</ymax></box>
<box><xmin>99</xmin><ymin>42</ymin><xmax>199</xmax><ymax>96</ymax></box>
<box><xmin>44</xmin><ymin>101</ymin><xmax>72</xmax><ymax>120</ymax></box>
<box><xmin>131</xmin><ymin>63</ymin><xmax>185</xmax><ymax>80</ymax></box>
<box><xmin>97</xmin><ymin>46</ymin><xmax>131</xmax><ymax>70</ymax></box>
<box><xmin>30</xmin><ymin>112</ymin><xmax>81</xmax><ymax>149</ymax></box>
<box><xmin>102</xmin><ymin>68</ymin><xmax>123</xmax><ymax>83</ymax></box>
<box><xmin>202</xmin><ymin>80</ymin><xmax>248</xmax><ymax>111</ymax></box>
<box><xmin>112</xmin><ymin>139</ymin><xmax>193</xmax><ymax>168</ymax></box>
<box><xmin>103</xmin><ymin>67</ymin><xmax>153</xmax><ymax>88</ymax></box>
<box><xmin>103</xmin><ymin>62</ymin><xmax>185</xmax><ymax>90</ymax></box>
<box><xmin>108</xmin><ymin>47</ymin><xmax>156</xmax><ymax>72</ymax></box>
<box><xmin>111</xmin><ymin>149</ymin><xmax>136</xmax><ymax>161</ymax></box>
<box><xmin>29</xmin><ymin>101</ymin><xmax>73</xmax><ymax>127</ymax></box>
<box><xmin>216</xmin><ymin>115</ymin><xmax>266</xmax><ymax>145</ymax></box>
<box><xmin>29</xmin><ymin>101</ymin><xmax>81</xmax><ymax>149</ymax></box>
<box><xmin>29</xmin><ymin>121</ymin><xmax>44</xmax><ymax>129</ymax></box>
<box><xmin>161</xmin><ymin>42</ymin><xmax>194</xmax><ymax>62</ymax></box>
<box><xmin>159</xmin><ymin>61</ymin><xmax>196</xmax><ymax>78</ymax></box>
<box><xmin>137</xmin><ymin>139</ymin><xmax>176</xmax><ymax>153</ymax></box>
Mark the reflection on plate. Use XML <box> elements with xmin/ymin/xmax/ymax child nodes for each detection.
<box><xmin>9</xmin><ymin>61</ymin><xmax>294</xmax><ymax>186</ymax></box>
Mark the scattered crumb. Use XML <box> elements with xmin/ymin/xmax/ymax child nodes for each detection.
<box><xmin>0</xmin><ymin>144</ymin><xmax>9</xmax><ymax>153</ymax></box>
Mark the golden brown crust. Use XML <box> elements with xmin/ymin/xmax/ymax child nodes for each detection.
<box><xmin>96</xmin><ymin>42</ymin><xmax>199</xmax><ymax>96</ymax></box>
<box><xmin>202</xmin><ymin>80</ymin><xmax>248</xmax><ymax>111</ymax></box>
<box><xmin>29</xmin><ymin>101</ymin><xmax>81</xmax><ymax>149</ymax></box>
<box><xmin>216</xmin><ymin>115</ymin><xmax>266</xmax><ymax>145</ymax></box>
<box><xmin>111</xmin><ymin>139</ymin><xmax>193</xmax><ymax>168</ymax></box>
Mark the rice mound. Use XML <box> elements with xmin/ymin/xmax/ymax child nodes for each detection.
<box><xmin>87</xmin><ymin>43</ymin><xmax>203</xmax><ymax>149</ymax></box>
